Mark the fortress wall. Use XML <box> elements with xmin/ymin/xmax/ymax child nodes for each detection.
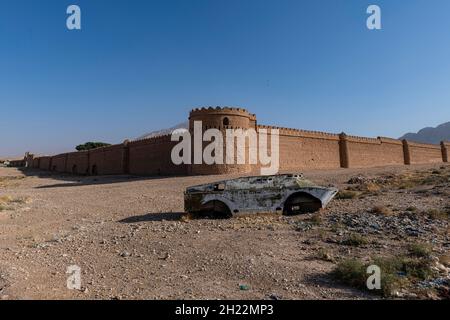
<box><xmin>377</xmin><ymin>138</ymin><xmax>405</xmax><ymax>166</ymax></box>
<box><xmin>442</xmin><ymin>142</ymin><xmax>449</xmax><ymax>162</ymax></box>
<box><xmin>19</xmin><ymin>108</ymin><xmax>447</xmax><ymax>176</ymax></box>
<box><xmin>51</xmin><ymin>154</ymin><xmax>67</xmax><ymax>172</ymax></box>
<box><xmin>66</xmin><ymin>151</ymin><xmax>89</xmax><ymax>175</ymax></box>
<box><xmin>32</xmin><ymin>158</ymin><xmax>40</xmax><ymax>168</ymax></box>
<box><xmin>8</xmin><ymin>159</ymin><xmax>26</xmax><ymax>167</ymax></box>
<box><xmin>39</xmin><ymin>157</ymin><xmax>51</xmax><ymax>170</ymax></box>
<box><xmin>128</xmin><ymin>135</ymin><xmax>187</xmax><ymax>176</ymax></box>
<box><xmin>89</xmin><ymin>144</ymin><xmax>125</xmax><ymax>175</ymax></box>
<box><xmin>406</xmin><ymin>141</ymin><xmax>444</xmax><ymax>164</ymax></box>
<box><xmin>259</xmin><ymin>126</ymin><xmax>341</xmax><ymax>170</ymax></box>
<box><xmin>345</xmin><ymin>136</ymin><xmax>404</xmax><ymax>168</ymax></box>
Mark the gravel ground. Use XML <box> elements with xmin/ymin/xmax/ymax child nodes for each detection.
<box><xmin>0</xmin><ymin>163</ymin><xmax>448</xmax><ymax>300</ymax></box>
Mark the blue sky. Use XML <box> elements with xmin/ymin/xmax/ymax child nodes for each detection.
<box><xmin>1</xmin><ymin>0</ymin><xmax>449</xmax><ymax>157</ymax></box>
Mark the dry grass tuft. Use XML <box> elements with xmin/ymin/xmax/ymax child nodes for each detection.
<box><xmin>371</xmin><ymin>205</ymin><xmax>394</xmax><ymax>216</ymax></box>
<box><xmin>0</xmin><ymin>176</ymin><xmax>25</xmax><ymax>188</ymax></box>
<box><xmin>408</xmin><ymin>243</ymin><xmax>432</xmax><ymax>258</ymax></box>
<box><xmin>316</xmin><ymin>248</ymin><xmax>335</xmax><ymax>262</ymax></box>
<box><xmin>307</xmin><ymin>213</ymin><xmax>323</xmax><ymax>226</ymax></box>
<box><xmin>336</xmin><ymin>190</ymin><xmax>360</xmax><ymax>200</ymax></box>
<box><xmin>425</xmin><ymin>209</ymin><xmax>449</xmax><ymax>220</ymax></box>
<box><xmin>341</xmin><ymin>233</ymin><xmax>369</xmax><ymax>247</ymax></box>
<box><xmin>0</xmin><ymin>195</ymin><xmax>30</xmax><ymax>211</ymax></box>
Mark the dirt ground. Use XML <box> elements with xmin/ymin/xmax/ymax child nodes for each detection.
<box><xmin>0</xmin><ymin>164</ymin><xmax>448</xmax><ymax>300</ymax></box>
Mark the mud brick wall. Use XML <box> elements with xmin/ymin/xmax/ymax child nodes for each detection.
<box><xmin>8</xmin><ymin>159</ymin><xmax>26</xmax><ymax>167</ymax></box>
<box><xmin>32</xmin><ymin>158</ymin><xmax>40</xmax><ymax>168</ymax></box>
<box><xmin>51</xmin><ymin>154</ymin><xmax>67</xmax><ymax>172</ymax></box>
<box><xmin>405</xmin><ymin>141</ymin><xmax>445</xmax><ymax>164</ymax></box>
<box><xmin>442</xmin><ymin>142</ymin><xmax>449</xmax><ymax>163</ymax></box>
<box><xmin>344</xmin><ymin>136</ymin><xmax>405</xmax><ymax>168</ymax></box>
<box><xmin>66</xmin><ymin>151</ymin><xmax>90</xmax><ymax>175</ymax></box>
<box><xmin>89</xmin><ymin>144</ymin><xmax>126</xmax><ymax>175</ymax></box>
<box><xmin>39</xmin><ymin>157</ymin><xmax>51</xmax><ymax>171</ymax></box>
<box><xmin>269</xmin><ymin>127</ymin><xmax>341</xmax><ymax>171</ymax></box>
<box><xmin>129</xmin><ymin>135</ymin><xmax>187</xmax><ymax>176</ymax></box>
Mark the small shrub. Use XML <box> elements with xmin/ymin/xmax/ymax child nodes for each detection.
<box><xmin>0</xmin><ymin>195</ymin><xmax>30</xmax><ymax>209</ymax></box>
<box><xmin>406</xmin><ymin>206</ymin><xmax>418</xmax><ymax>212</ymax></box>
<box><xmin>331</xmin><ymin>259</ymin><xmax>367</xmax><ymax>289</ymax></box>
<box><xmin>365</xmin><ymin>182</ymin><xmax>382</xmax><ymax>193</ymax></box>
<box><xmin>341</xmin><ymin>234</ymin><xmax>368</xmax><ymax>247</ymax></box>
<box><xmin>426</xmin><ymin>209</ymin><xmax>448</xmax><ymax>220</ymax></box>
<box><xmin>332</xmin><ymin>254</ymin><xmax>436</xmax><ymax>297</ymax></box>
<box><xmin>316</xmin><ymin>248</ymin><xmax>335</xmax><ymax>262</ymax></box>
<box><xmin>401</xmin><ymin>257</ymin><xmax>435</xmax><ymax>280</ymax></box>
<box><xmin>330</xmin><ymin>223</ymin><xmax>344</xmax><ymax>233</ymax></box>
<box><xmin>397</xmin><ymin>181</ymin><xmax>416</xmax><ymax>190</ymax></box>
<box><xmin>308</xmin><ymin>214</ymin><xmax>322</xmax><ymax>226</ymax></box>
<box><xmin>408</xmin><ymin>243</ymin><xmax>431</xmax><ymax>258</ymax></box>
<box><xmin>336</xmin><ymin>190</ymin><xmax>360</xmax><ymax>199</ymax></box>
<box><xmin>0</xmin><ymin>195</ymin><xmax>13</xmax><ymax>204</ymax></box>
<box><xmin>371</xmin><ymin>205</ymin><xmax>394</xmax><ymax>216</ymax></box>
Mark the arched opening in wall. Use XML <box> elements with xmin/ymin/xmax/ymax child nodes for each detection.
<box><xmin>91</xmin><ymin>165</ymin><xmax>98</xmax><ymax>176</ymax></box>
<box><xmin>283</xmin><ymin>192</ymin><xmax>322</xmax><ymax>215</ymax></box>
<box><xmin>52</xmin><ymin>165</ymin><xmax>57</xmax><ymax>172</ymax></box>
<box><xmin>223</xmin><ymin>117</ymin><xmax>230</xmax><ymax>127</ymax></box>
<box><xmin>72</xmin><ymin>165</ymin><xmax>78</xmax><ymax>175</ymax></box>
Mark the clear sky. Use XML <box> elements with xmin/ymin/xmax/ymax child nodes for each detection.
<box><xmin>1</xmin><ymin>0</ymin><xmax>449</xmax><ymax>157</ymax></box>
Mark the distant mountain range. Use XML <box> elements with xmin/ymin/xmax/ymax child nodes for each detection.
<box><xmin>400</xmin><ymin>122</ymin><xmax>450</xmax><ymax>144</ymax></box>
<box><xmin>135</xmin><ymin>121</ymin><xmax>189</xmax><ymax>140</ymax></box>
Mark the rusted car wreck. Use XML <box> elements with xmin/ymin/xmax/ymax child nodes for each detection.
<box><xmin>184</xmin><ymin>174</ymin><xmax>338</xmax><ymax>218</ymax></box>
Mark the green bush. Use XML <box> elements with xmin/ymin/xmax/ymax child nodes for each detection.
<box><xmin>332</xmin><ymin>254</ymin><xmax>436</xmax><ymax>297</ymax></box>
<box><xmin>408</xmin><ymin>243</ymin><xmax>431</xmax><ymax>258</ymax></box>
<box><xmin>331</xmin><ymin>259</ymin><xmax>367</xmax><ymax>289</ymax></box>
<box><xmin>341</xmin><ymin>234</ymin><xmax>368</xmax><ymax>247</ymax></box>
<box><xmin>76</xmin><ymin>142</ymin><xmax>111</xmax><ymax>151</ymax></box>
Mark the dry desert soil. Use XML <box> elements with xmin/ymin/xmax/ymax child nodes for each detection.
<box><xmin>0</xmin><ymin>164</ymin><xmax>449</xmax><ymax>300</ymax></box>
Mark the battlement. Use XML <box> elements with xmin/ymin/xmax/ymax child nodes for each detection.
<box><xmin>378</xmin><ymin>137</ymin><xmax>403</xmax><ymax>145</ymax></box>
<box><xmin>403</xmin><ymin>140</ymin><xmax>442</xmax><ymax>149</ymax></box>
<box><xmin>190</xmin><ymin>106</ymin><xmax>255</xmax><ymax>118</ymax></box>
<box><xmin>256</xmin><ymin>125</ymin><xmax>340</xmax><ymax>140</ymax></box>
<box><xmin>344</xmin><ymin>134</ymin><xmax>380</xmax><ymax>144</ymax></box>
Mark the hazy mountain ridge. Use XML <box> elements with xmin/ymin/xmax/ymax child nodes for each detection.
<box><xmin>400</xmin><ymin>122</ymin><xmax>450</xmax><ymax>144</ymax></box>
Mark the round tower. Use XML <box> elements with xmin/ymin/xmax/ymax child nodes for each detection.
<box><xmin>188</xmin><ymin>107</ymin><xmax>257</xmax><ymax>175</ymax></box>
<box><xmin>189</xmin><ymin>107</ymin><xmax>256</xmax><ymax>132</ymax></box>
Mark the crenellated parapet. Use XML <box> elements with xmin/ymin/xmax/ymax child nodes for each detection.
<box><xmin>189</xmin><ymin>107</ymin><xmax>256</xmax><ymax>132</ymax></box>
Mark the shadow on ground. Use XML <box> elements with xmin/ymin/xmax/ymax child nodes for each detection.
<box><xmin>16</xmin><ymin>168</ymin><xmax>183</xmax><ymax>189</ymax></box>
<box><xmin>302</xmin><ymin>272</ymin><xmax>377</xmax><ymax>299</ymax></box>
<box><xmin>119</xmin><ymin>212</ymin><xmax>184</xmax><ymax>223</ymax></box>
